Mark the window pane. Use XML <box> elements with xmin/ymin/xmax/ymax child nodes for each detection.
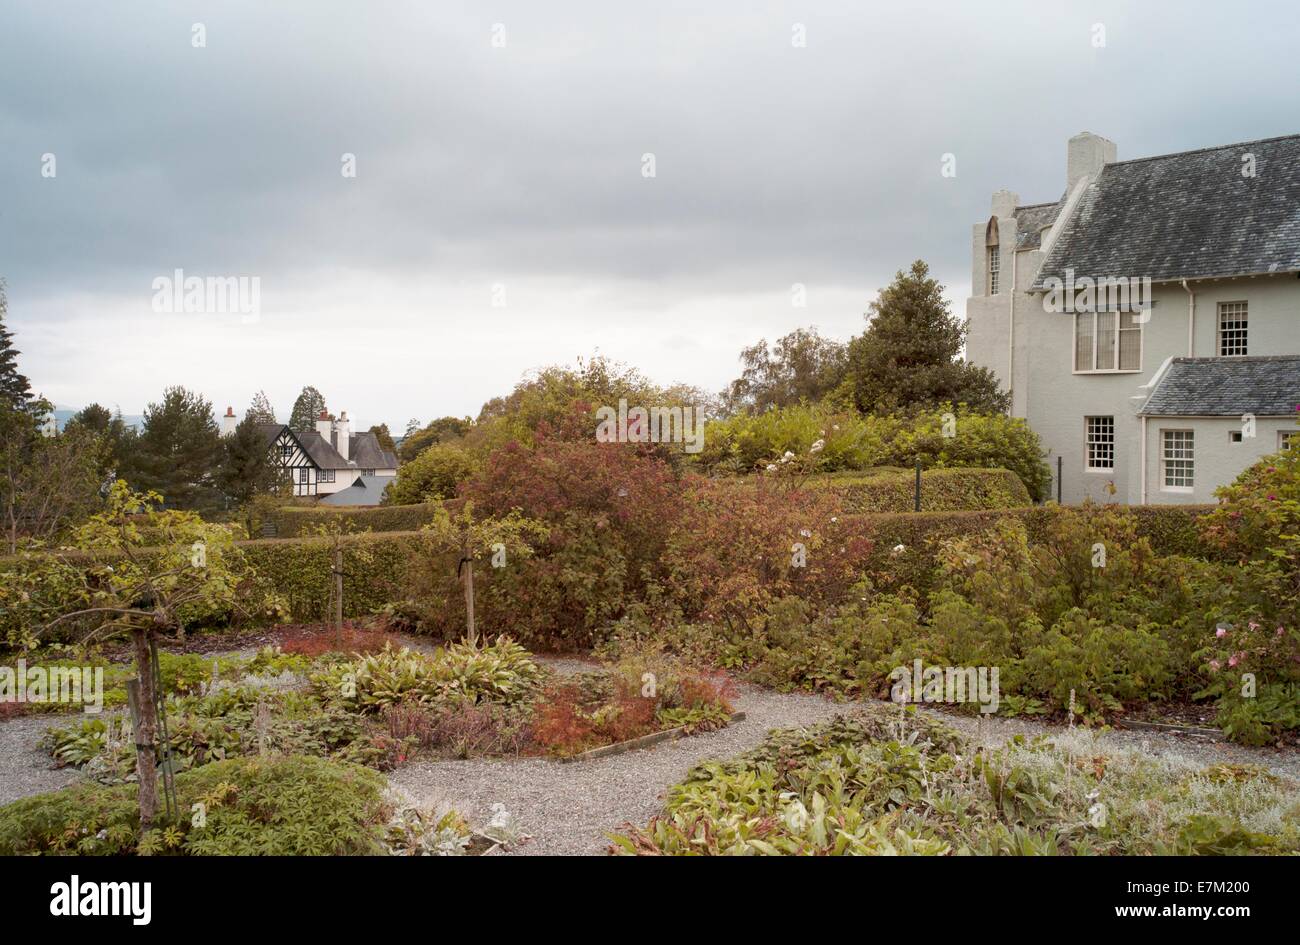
<box><xmin>1118</xmin><ymin>312</ymin><xmax>1141</xmax><ymax>370</ymax></box>
<box><xmin>1096</xmin><ymin>311</ymin><xmax>1116</xmax><ymax>370</ymax></box>
<box><xmin>1075</xmin><ymin>313</ymin><xmax>1093</xmax><ymax>370</ymax></box>
<box><xmin>1086</xmin><ymin>416</ymin><xmax>1115</xmax><ymax>470</ymax></box>
<box><xmin>1218</xmin><ymin>302</ymin><xmax>1248</xmax><ymax>356</ymax></box>
<box><xmin>1162</xmin><ymin>430</ymin><xmax>1194</xmax><ymax>488</ymax></box>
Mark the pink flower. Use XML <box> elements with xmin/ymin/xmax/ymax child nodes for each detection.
<box><xmin>1216</xmin><ymin>627</ymin><xmax>1227</xmax><ymax>638</ymax></box>
<box><xmin>1209</xmin><ymin>660</ymin><xmax>1221</xmax><ymax>671</ymax></box>
<box><xmin>1228</xmin><ymin>655</ymin><xmax>1239</xmax><ymax>667</ymax></box>
<box><xmin>1279</xmin><ymin>626</ymin><xmax>1287</xmax><ymax>637</ymax></box>
<box><xmin>1249</xmin><ymin>621</ymin><xmax>1260</xmax><ymax>631</ymax></box>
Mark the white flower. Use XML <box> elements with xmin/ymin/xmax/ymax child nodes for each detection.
<box><xmin>810</xmin><ymin>439</ymin><xmax>825</xmax><ymax>454</ymax></box>
<box><xmin>891</xmin><ymin>543</ymin><xmax>906</xmax><ymax>556</ymax></box>
<box><xmin>1088</xmin><ymin>802</ymin><xmax>1107</xmax><ymax>829</ymax></box>
<box><xmin>765</xmin><ymin>463</ymin><xmax>778</xmax><ymax>472</ymax></box>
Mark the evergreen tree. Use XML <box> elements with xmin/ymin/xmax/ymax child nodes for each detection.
<box><xmin>66</xmin><ymin>403</ymin><xmax>128</xmax><ymax>482</ymax></box>
<box><xmin>246</xmin><ymin>390</ymin><xmax>277</xmax><ymax>424</ymax></box>
<box><xmin>288</xmin><ymin>386</ymin><xmax>327</xmax><ymax>431</ymax></box>
<box><xmin>219</xmin><ymin>414</ymin><xmax>276</xmax><ymax>506</ymax></box>
<box><xmin>845</xmin><ymin>260</ymin><xmax>1009</xmax><ymax>415</ymax></box>
<box><xmin>119</xmin><ymin>386</ymin><xmax>224</xmax><ymax>510</ymax></box>
<box><xmin>0</xmin><ymin>282</ymin><xmax>35</xmax><ymax>411</ymax></box>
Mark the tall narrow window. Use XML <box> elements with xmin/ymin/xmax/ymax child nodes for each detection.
<box><xmin>1085</xmin><ymin>417</ymin><xmax>1115</xmax><ymax>471</ymax></box>
<box><xmin>1280</xmin><ymin>431</ymin><xmax>1296</xmax><ymax>451</ymax></box>
<box><xmin>1162</xmin><ymin>430</ymin><xmax>1195</xmax><ymax>490</ymax></box>
<box><xmin>988</xmin><ymin>247</ymin><xmax>1000</xmax><ymax>295</ymax></box>
<box><xmin>1218</xmin><ymin>302</ymin><xmax>1248</xmax><ymax>356</ymax></box>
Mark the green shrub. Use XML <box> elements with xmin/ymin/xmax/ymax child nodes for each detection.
<box><xmin>0</xmin><ymin>755</ymin><xmax>389</xmax><ymax>855</ymax></box>
<box><xmin>385</xmin><ymin>444</ymin><xmax>481</xmax><ymax>506</ymax></box>
<box><xmin>311</xmin><ymin>639</ymin><xmax>544</xmax><ymax>711</ymax></box>
<box><xmin>695</xmin><ymin>403</ymin><xmax>1051</xmax><ymax>502</ymax></box>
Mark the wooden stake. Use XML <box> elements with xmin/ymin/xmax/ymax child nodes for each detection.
<box><xmin>333</xmin><ymin>547</ymin><xmax>344</xmax><ymax>631</ymax></box>
<box><xmin>464</xmin><ymin>554</ymin><xmax>476</xmax><ymax>646</ymax></box>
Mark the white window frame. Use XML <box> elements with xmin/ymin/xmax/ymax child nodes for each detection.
<box><xmin>1085</xmin><ymin>416</ymin><xmax>1115</xmax><ymax>472</ymax></box>
<box><xmin>1280</xmin><ymin>431</ymin><xmax>1297</xmax><ymax>451</ymax></box>
<box><xmin>988</xmin><ymin>247</ymin><xmax>1000</xmax><ymax>295</ymax></box>
<box><xmin>1073</xmin><ymin>310</ymin><xmax>1143</xmax><ymax>373</ymax></box>
<box><xmin>1229</xmin><ymin>430</ymin><xmax>1244</xmax><ymax>444</ymax></box>
<box><xmin>1160</xmin><ymin>429</ymin><xmax>1195</xmax><ymax>492</ymax></box>
<box><xmin>1217</xmin><ymin>301</ymin><xmax>1248</xmax><ymax>357</ymax></box>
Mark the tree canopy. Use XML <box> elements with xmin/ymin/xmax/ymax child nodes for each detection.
<box><xmin>844</xmin><ymin>260</ymin><xmax>1009</xmax><ymax>415</ymax></box>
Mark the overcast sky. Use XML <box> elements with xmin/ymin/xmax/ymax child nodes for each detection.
<box><xmin>2</xmin><ymin>0</ymin><xmax>1297</xmax><ymax>431</ymax></box>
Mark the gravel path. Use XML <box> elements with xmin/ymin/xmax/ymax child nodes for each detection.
<box><xmin>0</xmin><ymin>715</ymin><xmax>84</xmax><ymax>806</ymax></box>
<box><xmin>389</xmin><ymin>659</ymin><xmax>1300</xmax><ymax>855</ymax></box>
<box><xmin>387</xmin><ymin>682</ymin><xmax>847</xmax><ymax>855</ymax></box>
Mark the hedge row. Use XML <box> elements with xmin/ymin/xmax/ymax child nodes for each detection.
<box><xmin>269</xmin><ymin>503</ymin><xmax>444</xmax><ymax>538</ymax></box>
<box><xmin>272</xmin><ymin>467</ymin><xmax>1033</xmax><ymax>539</ymax></box>
<box><xmin>804</xmin><ymin>467</ymin><xmax>1032</xmax><ymax>513</ymax></box>
<box><xmin>244</xmin><ymin>503</ymin><xmax>1212</xmax><ymax>627</ymax></box>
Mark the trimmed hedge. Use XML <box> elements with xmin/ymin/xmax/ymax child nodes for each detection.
<box><xmin>2</xmin><ymin>502</ymin><xmax>1216</xmax><ymax>650</ymax></box>
<box><xmin>270</xmin><ymin>502</ymin><xmax>444</xmax><ymax>538</ymax></box>
<box><xmin>805</xmin><ymin>467</ymin><xmax>1031</xmax><ymax>513</ymax></box>
<box><xmin>248</xmin><ymin>503</ymin><xmax>1212</xmax><ymax>626</ymax></box>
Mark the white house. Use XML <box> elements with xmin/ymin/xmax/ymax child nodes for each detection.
<box><xmin>220</xmin><ymin>407</ymin><xmax>399</xmax><ymax>503</ymax></box>
<box><xmin>965</xmin><ymin>131</ymin><xmax>1300</xmax><ymax>505</ymax></box>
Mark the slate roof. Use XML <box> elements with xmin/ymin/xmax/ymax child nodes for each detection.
<box><xmin>1014</xmin><ymin>200</ymin><xmax>1064</xmax><ymax>251</ymax></box>
<box><xmin>318</xmin><ymin>475</ymin><xmax>392</xmax><ymax>507</ymax></box>
<box><xmin>1138</xmin><ymin>356</ymin><xmax>1300</xmax><ymax>417</ymax></box>
<box><xmin>295</xmin><ymin>429</ymin><xmax>351</xmax><ymax>469</ymax></box>
<box><xmin>1033</xmin><ymin>134</ymin><xmax>1300</xmax><ymax>289</ymax></box>
<box><xmin>347</xmin><ymin>431</ymin><xmax>399</xmax><ymax>469</ymax></box>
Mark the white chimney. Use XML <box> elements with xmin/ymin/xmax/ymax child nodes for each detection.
<box><xmin>335</xmin><ymin>410</ymin><xmax>351</xmax><ymax>462</ymax></box>
<box><xmin>221</xmin><ymin>406</ymin><xmax>238</xmax><ymax>437</ymax></box>
<box><xmin>1067</xmin><ymin>132</ymin><xmax>1117</xmax><ymax>190</ymax></box>
<box><xmin>315</xmin><ymin>410</ymin><xmax>333</xmax><ymax>443</ymax></box>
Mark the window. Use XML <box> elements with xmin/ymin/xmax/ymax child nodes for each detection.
<box><xmin>1218</xmin><ymin>302</ymin><xmax>1248</xmax><ymax>356</ymax></box>
<box><xmin>1161</xmin><ymin>430</ymin><xmax>1195</xmax><ymax>490</ymax></box>
<box><xmin>279</xmin><ymin>444</ymin><xmax>292</xmax><ymax>460</ymax></box>
<box><xmin>987</xmin><ymin>247</ymin><xmax>1000</xmax><ymax>295</ymax></box>
<box><xmin>361</xmin><ymin>469</ymin><xmax>375</xmax><ymax>477</ymax></box>
<box><xmin>1074</xmin><ymin>311</ymin><xmax>1142</xmax><ymax>372</ymax></box>
<box><xmin>1281</xmin><ymin>431</ymin><xmax>1297</xmax><ymax>451</ymax></box>
<box><xmin>1085</xmin><ymin>416</ymin><xmax>1115</xmax><ymax>471</ymax></box>
<box><xmin>1229</xmin><ymin>430</ymin><xmax>1244</xmax><ymax>444</ymax></box>
<box><xmin>319</xmin><ymin>469</ymin><xmax>335</xmax><ymax>483</ymax></box>
<box><xmin>298</xmin><ymin>468</ymin><xmax>311</xmax><ymax>484</ymax></box>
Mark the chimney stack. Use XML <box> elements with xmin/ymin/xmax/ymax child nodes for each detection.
<box><xmin>335</xmin><ymin>411</ymin><xmax>351</xmax><ymax>462</ymax></box>
<box><xmin>221</xmin><ymin>406</ymin><xmax>238</xmax><ymax>437</ymax></box>
<box><xmin>316</xmin><ymin>410</ymin><xmax>333</xmax><ymax>444</ymax></box>
<box><xmin>1067</xmin><ymin>132</ymin><xmax>1117</xmax><ymax>190</ymax></box>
